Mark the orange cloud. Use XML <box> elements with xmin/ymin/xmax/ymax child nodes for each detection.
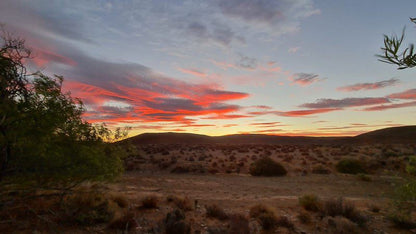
<box><xmin>178</xmin><ymin>67</ymin><xmax>207</xmax><ymax>77</ymax></box>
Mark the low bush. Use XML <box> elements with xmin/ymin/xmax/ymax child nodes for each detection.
<box><xmin>249</xmin><ymin>157</ymin><xmax>287</xmax><ymax>176</ymax></box>
<box><xmin>229</xmin><ymin>213</ymin><xmax>250</xmax><ymax>234</ymax></box>
<box><xmin>64</xmin><ymin>192</ymin><xmax>121</xmax><ymax>225</ymax></box>
<box><xmin>336</xmin><ymin>159</ymin><xmax>366</xmax><ymax>174</ymax></box>
<box><xmin>249</xmin><ymin>204</ymin><xmax>277</xmax><ymax>230</ymax></box>
<box><xmin>297</xmin><ymin>210</ymin><xmax>311</xmax><ymax>224</ymax></box>
<box><xmin>357</xmin><ymin>173</ymin><xmax>371</xmax><ymax>182</ymax></box>
<box><xmin>205</xmin><ymin>204</ymin><xmax>228</xmax><ymax>220</ymax></box>
<box><xmin>167</xmin><ymin>195</ymin><xmax>193</xmax><ymax>211</ymax></box>
<box><xmin>323</xmin><ymin>198</ymin><xmax>367</xmax><ymax>227</ymax></box>
<box><xmin>140</xmin><ymin>195</ymin><xmax>158</xmax><ymax>209</ymax></box>
<box><xmin>299</xmin><ymin>194</ymin><xmax>321</xmax><ymax>212</ymax></box>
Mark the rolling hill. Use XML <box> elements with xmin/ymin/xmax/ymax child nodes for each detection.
<box><xmin>122</xmin><ymin>125</ymin><xmax>416</xmax><ymax>145</ymax></box>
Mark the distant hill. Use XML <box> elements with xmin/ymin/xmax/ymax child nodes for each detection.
<box><xmin>122</xmin><ymin>126</ymin><xmax>416</xmax><ymax>145</ymax></box>
<box><xmin>352</xmin><ymin>125</ymin><xmax>416</xmax><ymax>144</ymax></box>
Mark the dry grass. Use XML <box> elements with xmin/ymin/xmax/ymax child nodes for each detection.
<box><xmin>299</xmin><ymin>194</ymin><xmax>321</xmax><ymax>212</ymax></box>
<box><xmin>205</xmin><ymin>204</ymin><xmax>229</xmax><ymax>220</ymax></box>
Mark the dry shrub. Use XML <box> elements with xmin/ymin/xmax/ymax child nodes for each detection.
<box><xmin>297</xmin><ymin>210</ymin><xmax>311</xmax><ymax>224</ymax></box>
<box><xmin>64</xmin><ymin>191</ymin><xmax>121</xmax><ymax>225</ymax></box>
<box><xmin>167</xmin><ymin>195</ymin><xmax>193</xmax><ymax>211</ymax></box>
<box><xmin>140</xmin><ymin>195</ymin><xmax>158</xmax><ymax>209</ymax></box>
<box><xmin>323</xmin><ymin>198</ymin><xmax>367</xmax><ymax>227</ymax></box>
<box><xmin>205</xmin><ymin>204</ymin><xmax>229</xmax><ymax>220</ymax></box>
<box><xmin>311</xmin><ymin>165</ymin><xmax>331</xmax><ymax>174</ymax></box>
<box><xmin>336</xmin><ymin>159</ymin><xmax>366</xmax><ymax>174</ymax></box>
<box><xmin>249</xmin><ymin>204</ymin><xmax>277</xmax><ymax>230</ymax></box>
<box><xmin>299</xmin><ymin>194</ymin><xmax>321</xmax><ymax>212</ymax></box>
<box><xmin>229</xmin><ymin>213</ymin><xmax>250</xmax><ymax>234</ymax></box>
<box><xmin>327</xmin><ymin>216</ymin><xmax>360</xmax><ymax>234</ymax></box>
<box><xmin>276</xmin><ymin>215</ymin><xmax>294</xmax><ymax>230</ymax></box>
<box><xmin>110</xmin><ymin>194</ymin><xmax>129</xmax><ymax>208</ymax></box>
<box><xmin>249</xmin><ymin>157</ymin><xmax>287</xmax><ymax>177</ymax></box>
<box><xmin>108</xmin><ymin>211</ymin><xmax>137</xmax><ymax>231</ymax></box>
<box><xmin>357</xmin><ymin>173</ymin><xmax>371</xmax><ymax>182</ymax></box>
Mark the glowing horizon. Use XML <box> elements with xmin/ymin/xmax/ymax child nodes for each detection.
<box><xmin>1</xmin><ymin>0</ymin><xmax>415</xmax><ymax>137</ymax></box>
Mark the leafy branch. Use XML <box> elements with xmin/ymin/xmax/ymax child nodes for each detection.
<box><xmin>377</xmin><ymin>18</ymin><xmax>416</xmax><ymax>69</ymax></box>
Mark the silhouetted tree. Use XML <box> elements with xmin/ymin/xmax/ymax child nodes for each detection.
<box><xmin>0</xmin><ymin>29</ymin><xmax>126</xmax><ymax>189</ymax></box>
<box><xmin>377</xmin><ymin>18</ymin><xmax>416</xmax><ymax>69</ymax></box>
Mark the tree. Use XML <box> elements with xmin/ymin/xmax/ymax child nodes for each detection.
<box><xmin>377</xmin><ymin>18</ymin><xmax>416</xmax><ymax>69</ymax></box>
<box><xmin>0</xmin><ymin>29</ymin><xmax>126</xmax><ymax>189</ymax></box>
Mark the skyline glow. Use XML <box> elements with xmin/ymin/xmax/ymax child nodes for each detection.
<box><xmin>1</xmin><ymin>0</ymin><xmax>415</xmax><ymax>136</ymax></box>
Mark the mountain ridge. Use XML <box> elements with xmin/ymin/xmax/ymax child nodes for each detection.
<box><xmin>122</xmin><ymin>125</ymin><xmax>416</xmax><ymax>145</ymax></box>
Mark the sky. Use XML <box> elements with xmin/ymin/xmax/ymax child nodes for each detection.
<box><xmin>1</xmin><ymin>0</ymin><xmax>415</xmax><ymax>137</ymax></box>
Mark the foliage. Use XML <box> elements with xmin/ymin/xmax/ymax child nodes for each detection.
<box><xmin>406</xmin><ymin>156</ymin><xmax>416</xmax><ymax>175</ymax></box>
<box><xmin>335</xmin><ymin>159</ymin><xmax>366</xmax><ymax>174</ymax></box>
<box><xmin>299</xmin><ymin>194</ymin><xmax>321</xmax><ymax>212</ymax></box>
<box><xmin>249</xmin><ymin>157</ymin><xmax>287</xmax><ymax>176</ymax></box>
<box><xmin>377</xmin><ymin>18</ymin><xmax>416</xmax><ymax>69</ymax></box>
<box><xmin>0</xmin><ymin>29</ymin><xmax>127</xmax><ymax>191</ymax></box>
<box><xmin>205</xmin><ymin>204</ymin><xmax>229</xmax><ymax>220</ymax></box>
<box><xmin>322</xmin><ymin>198</ymin><xmax>367</xmax><ymax>227</ymax></box>
<box><xmin>388</xmin><ymin>180</ymin><xmax>416</xmax><ymax>229</ymax></box>
<box><xmin>249</xmin><ymin>204</ymin><xmax>278</xmax><ymax>230</ymax></box>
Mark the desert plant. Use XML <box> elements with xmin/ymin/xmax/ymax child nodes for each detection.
<box><xmin>336</xmin><ymin>159</ymin><xmax>366</xmax><ymax>174</ymax></box>
<box><xmin>63</xmin><ymin>191</ymin><xmax>122</xmax><ymax>225</ymax></box>
<box><xmin>323</xmin><ymin>198</ymin><xmax>367</xmax><ymax>226</ymax></box>
<box><xmin>229</xmin><ymin>213</ymin><xmax>250</xmax><ymax>234</ymax></box>
<box><xmin>299</xmin><ymin>194</ymin><xmax>321</xmax><ymax>212</ymax></box>
<box><xmin>140</xmin><ymin>195</ymin><xmax>158</xmax><ymax>209</ymax></box>
<box><xmin>297</xmin><ymin>210</ymin><xmax>311</xmax><ymax>224</ymax></box>
<box><xmin>249</xmin><ymin>157</ymin><xmax>287</xmax><ymax>176</ymax></box>
<box><xmin>108</xmin><ymin>211</ymin><xmax>138</xmax><ymax>231</ymax></box>
<box><xmin>167</xmin><ymin>195</ymin><xmax>193</xmax><ymax>211</ymax></box>
<box><xmin>388</xmin><ymin>180</ymin><xmax>416</xmax><ymax>229</ymax></box>
<box><xmin>205</xmin><ymin>204</ymin><xmax>228</xmax><ymax>220</ymax></box>
<box><xmin>249</xmin><ymin>204</ymin><xmax>277</xmax><ymax>230</ymax></box>
<box><xmin>276</xmin><ymin>215</ymin><xmax>294</xmax><ymax>230</ymax></box>
<box><xmin>357</xmin><ymin>173</ymin><xmax>371</xmax><ymax>182</ymax></box>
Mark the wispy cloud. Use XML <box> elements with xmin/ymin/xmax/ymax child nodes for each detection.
<box><xmin>337</xmin><ymin>78</ymin><xmax>400</xmax><ymax>92</ymax></box>
<box><xmin>300</xmin><ymin>97</ymin><xmax>390</xmax><ymax>109</ymax></box>
<box><xmin>387</xmin><ymin>89</ymin><xmax>416</xmax><ymax>100</ymax></box>
<box><xmin>178</xmin><ymin>68</ymin><xmax>207</xmax><ymax>78</ymax></box>
<box><xmin>291</xmin><ymin>73</ymin><xmax>324</xmax><ymax>86</ymax></box>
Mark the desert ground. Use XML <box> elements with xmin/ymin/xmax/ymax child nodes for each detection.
<box><xmin>2</xmin><ymin>142</ymin><xmax>415</xmax><ymax>233</ymax></box>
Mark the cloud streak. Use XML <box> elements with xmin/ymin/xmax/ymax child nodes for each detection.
<box><xmin>337</xmin><ymin>78</ymin><xmax>400</xmax><ymax>92</ymax></box>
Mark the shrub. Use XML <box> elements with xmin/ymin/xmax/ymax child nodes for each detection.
<box><xmin>276</xmin><ymin>215</ymin><xmax>294</xmax><ymax>230</ymax></box>
<box><xmin>323</xmin><ymin>198</ymin><xmax>367</xmax><ymax>226</ymax></box>
<box><xmin>357</xmin><ymin>173</ymin><xmax>371</xmax><ymax>182</ymax></box>
<box><xmin>336</xmin><ymin>159</ymin><xmax>366</xmax><ymax>174</ymax></box>
<box><xmin>297</xmin><ymin>210</ymin><xmax>311</xmax><ymax>224</ymax></box>
<box><xmin>167</xmin><ymin>195</ymin><xmax>193</xmax><ymax>211</ymax></box>
<box><xmin>165</xmin><ymin>209</ymin><xmax>190</xmax><ymax>234</ymax></box>
<box><xmin>249</xmin><ymin>157</ymin><xmax>287</xmax><ymax>176</ymax></box>
<box><xmin>140</xmin><ymin>195</ymin><xmax>158</xmax><ymax>209</ymax></box>
<box><xmin>108</xmin><ymin>211</ymin><xmax>138</xmax><ymax>231</ymax></box>
<box><xmin>388</xmin><ymin>180</ymin><xmax>416</xmax><ymax>229</ymax></box>
<box><xmin>299</xmin><ymin>194</ymin><xmax>321</xmax><ymax>212</ymax></box>
<box><xmin>249</xmin><ymin>204</ymin><xmax>277</xmax><ymax>230</ymax></box>
<box><xmin>229</xmin><ymin>213</ymin><xmax>250</xmax><ymax>234</ymax></box>
<box><xmin>205</xmin><ymin>204</ymin><xmax>228</xmax><ymax>220</ymax></box>
<box><xmin>64</xmin><ymin>192</ymin><xmax>121</xmax><ymax>225</ymax></box>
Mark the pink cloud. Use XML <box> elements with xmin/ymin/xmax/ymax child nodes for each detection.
<box><xmin>178</xmin><ymin>67</ymin><xmax>207</xmax><ymax>78</ymax></box>
<box><xmin>362</xmin><ymin>101</ymin><xmax>416</xmax><ymax>111</ymax></box>
<box><xmin>387</xmin><ymin>89</ymin><xmax>416</xmax><ymax>100</ymax></box>
<box><xmin>337</xmin><ymin>78</ymin><xmax>399</xmax><ymax>92</ymax></box>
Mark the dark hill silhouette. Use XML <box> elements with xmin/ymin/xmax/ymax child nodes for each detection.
<box><xmin>352</xmin><ymin>125</ymin><xmax>416</xmax><ymax>144</ymax></box>
<box><xmin>122</xmin><ymin>125</ymin><xmax>416</xmax><ymax>145</ymax></box>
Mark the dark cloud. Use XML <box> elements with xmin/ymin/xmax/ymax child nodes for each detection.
<box><xmin>362</xmin><ymin>101</ymin><xmax>416</xmax><ymax>111</ymax></box>
<box><xmin>216</xmin><ymin>0</ymin><xmax>319</xmax><ymax>25</ymax></box>
<box><xmin>337</xmin><ymin>78</ymin><xmax>400</xmax><ymax>92</ymax></box>
<box><xmin>292</xmin><ymin>73</ymin><xmax>323</xmax><ymax>86</ymax></box>
<box><xmin>186</xmin><ymin>21</ymin><xmax>241</xmax><ymax>46</ymax></box>
<box><xmin>300</xmin><ymin>97</ymin><xmax>390</xmax><ymax>109</ymax></box>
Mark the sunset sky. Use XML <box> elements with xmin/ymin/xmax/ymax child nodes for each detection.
<box><xmin>1</xmin><ymin>0</ymin><xmax>415</xmax><ymax>136</ymax></box>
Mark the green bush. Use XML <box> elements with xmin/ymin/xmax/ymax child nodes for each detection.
<box><xmin>336</xmin><ymin>159</ymin><xmax>366</xmax><ymax>174</ymax></box>
<box><xmin>249</xmin><ymin>157</ymin><xmax>287</xmax><ymax>176</ymax></box>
